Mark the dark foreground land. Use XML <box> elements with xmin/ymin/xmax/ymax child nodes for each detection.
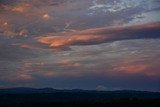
<box><xmin>0</xmin><ymin>88</ymin><xmax>160</xmax><ymax>107</ymax></box>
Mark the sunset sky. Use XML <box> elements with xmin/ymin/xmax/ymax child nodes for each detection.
<box><xmin>0</xmin><ymin>0</ymin><xmax>160</xmax><ymax>91</ymax></box>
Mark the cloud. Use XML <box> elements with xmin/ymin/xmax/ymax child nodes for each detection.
<box><xmin>0</xmin><ymin>38</ymin><xmax>160</xmax><ymax>90</ymax></box>
<box><xmin>0</xmin><ymin>0</ymin><xmax>160</xmax><ymax>90</ymax></box>
<box><xmin>0</xmin><ymin>0</ymin><xmax>57</xmax><ymax>37</ymax></box>
<box><xmin>113</xmin><ymin>64</ymin><xmax>149</xmax><ymax>73</ymax></box>
<box><xmin>1</xmin><ymin>0</ymin><xmax>157</xmax><ymax>38</ymax></box>
<box><xmin>13</xmin><ymin>43</ymin><xmax>71</xmax><ymax>52</ymax></box>
<box><xmin>11</xmin><ymin>74</ymin><xmax>34</xmax><ymax>81</ymax></box>
<box><xmin>37</xmin><ymin>22</ymin><xmax>160</xmax><ymax>48</ymax></box>
<box><xmin>112</xmin><ymin>55</ymin><xmax>160</xmax><ymax>77</ymax></box>
<box><xmin>0</xmin><ymin>44</ymin><xmax>37</xmax><ymax>61</ymax></box>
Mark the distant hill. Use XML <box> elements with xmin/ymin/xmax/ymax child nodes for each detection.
<box><xmin>0</xmin><ymin>87</ymin><xmax>159</xmax><ymax>93</ymax></box>
<box><xmin>0</xmin><ymin>87</ymin><xmax>160</xmax><ymax>99</ymax></box>
<box><xmin>0</xmin><ymin>87</ymin><xmax>58</xmax><ymax>94</ymax></box>
<box><xmin>0</xmin><ymin>87</ymin><xmax>160</xmax><ymax>107</ymax></box>
<box><xmin>0</xmin><ymin>87</ymin><xmax>87</xmax><ymax>94</ymax></box>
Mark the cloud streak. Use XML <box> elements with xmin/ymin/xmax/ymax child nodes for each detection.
<box><xmin>37</xmin><ymin>22</ymin><xmax>160</xmax><ymax>48</ymax></box>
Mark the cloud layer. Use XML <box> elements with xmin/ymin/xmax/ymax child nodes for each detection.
<box><xmin>0</xmin><ymin>0</ymin><xmax>160</xmax><ymax>91</ymax></box>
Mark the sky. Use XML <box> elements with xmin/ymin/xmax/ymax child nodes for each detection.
<box><xmin>0</xmin><ymin>0</ymin><xmax>160</xmax><ymax>91</ymax></box>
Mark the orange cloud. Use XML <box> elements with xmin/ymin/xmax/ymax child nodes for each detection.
<box><xmin>37</xmin><ymin>34</ymin><xmax>109</xmax><ymax>47</ymax></box>
<box><xmin>18</xmin><ymin>44</ymin><xmax>42</xmax><ymax>49</ymax></box>
<box><xmin>12</xmin><ymin>43</ymin><xmax>44</xmax><ymax>50</ymax></box>
<box><xmin>12</xmin><ymin>5</ymin><xmax>28</xmax><ymax>13</ymax></box>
